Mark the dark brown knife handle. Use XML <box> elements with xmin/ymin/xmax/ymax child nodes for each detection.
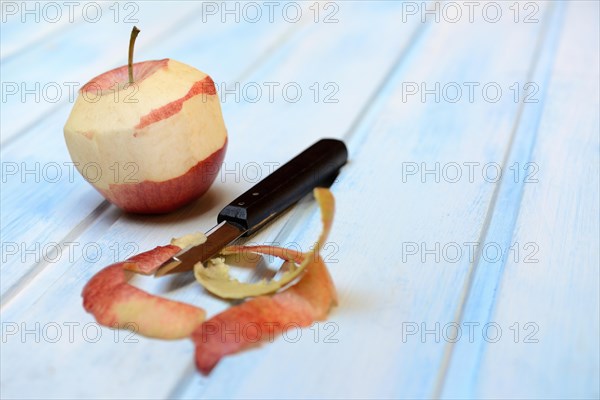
<box><xmin>217</xmin><ymin>138</ymin><xmax>348</xmax><ymax>234</ymax></box>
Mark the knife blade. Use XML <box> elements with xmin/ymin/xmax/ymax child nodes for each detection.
<box><xmin>154</xmin><ymin>138</ymin><xmax>348</xmax><ymax>277</ymax></box>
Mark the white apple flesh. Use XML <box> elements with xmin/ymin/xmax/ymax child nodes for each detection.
<box><xmin>64</xmin><ymin>58</ymin><xmax>227</xmax><ymax>214</ymax></box>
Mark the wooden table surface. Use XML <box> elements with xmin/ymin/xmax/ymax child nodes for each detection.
<box><xmin>1</xmin><ymin>1</ymin><xmax>598</xmax><ymax>398</ymax></box>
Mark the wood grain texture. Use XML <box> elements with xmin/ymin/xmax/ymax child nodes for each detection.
<box><xmin>1</xmin><ymin>0</ymin><xmax>92</xmax><ymax>60</ymax></box>
<box><xmin>1</xmin><ymin>1</ymin><xmax>598</xmax><ymax>399</ymax></box>
<box><xmin>438</xmin><ymin>2</ymin><xmax>567</xmax><ymax>397</ymax></box>
<box><xmin>465</xmin><ymin>3</ymin><xmax>599</xmax><ymax>398</ymax></box>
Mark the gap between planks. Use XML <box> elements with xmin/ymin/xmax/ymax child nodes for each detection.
<box><xmin>0</xmin><ymin>201</ymin><xmax>110</xmax><ymax>310</ymax></box>
<box><xmin>431</xmin><ymin>3</ymin><xmax>563</xmax><ymax>397</ymax></box>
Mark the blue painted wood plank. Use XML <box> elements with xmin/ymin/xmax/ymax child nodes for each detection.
<box><xmin>437</xmin><ymin>2</ymin><xmax>575</xmax><ymax>397</ymax></box>
<box><xmin>453</xmin><ymin>2</ymin><xmax>599</xmax><ymax>398</ymax></box>
<box><xmin>1</xmin><ymin>0</ymin><xmax>87</xmax><ymax>60</ymax></box>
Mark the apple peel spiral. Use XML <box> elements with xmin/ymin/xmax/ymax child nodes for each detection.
<box><xmin>81</xmin><ymin>188</ymin><xmax>337</xmax><ymax>373</ymax></box>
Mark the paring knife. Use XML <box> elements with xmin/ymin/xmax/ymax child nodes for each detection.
<box><xmin>155</xmin><ymin>138</ymin><xmax>348</xmax><ymax>277</ymax></box>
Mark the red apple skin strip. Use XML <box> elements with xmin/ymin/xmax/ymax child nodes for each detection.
<box><xmin>82</xmin><ymin>244</ymin><xmax>206</xmax><ymax>339</ymax></box>
<box><xmin>135</xmin><ymin>75</ymin><xmax>217</xmax><ymax>129</ymax></box>
<box><xmin>192</xmin><ymin>253</ymin><xmax>336</xmax><ymax>374</ymax></box>
<box><xmin>123</xmin><ymin>244</ymin><xmax>180</xmax><ymax>275</ymax></box>
<box><xmin>98</xmin><ymin>140</ymin><xmax>227</xmax><ymax>214</ymax></box>
<box><xmin>192</xmin><ymin>188</ymin><xmax>337</xmax><ymax>374</ymax></box>
<box><xmin>81</xmin><ymin>59</ymin><xmax>169</xmax><ymax>93</ymax></box>
<box><xmin>222</xmin><ymin>245</ymin><xmax>306</xmax><ymax>264</ymax></box>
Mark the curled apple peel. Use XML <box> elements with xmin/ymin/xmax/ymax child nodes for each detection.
<box><xmin>193</xmin><ymin>248</ymin><xmax>337</xmax><ymax>373</ymax></box>
<box><xmin>82</xmin><ymin>235</ymin><xmax>207</xmax><ymax>339</ymax></box>
<box><xmin>81</xmin><ymin>188</ymin><xmax>337</xmax><ymax>373</ymax></box>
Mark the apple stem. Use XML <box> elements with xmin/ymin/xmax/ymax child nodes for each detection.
<box><xmin>128</xmin><ymin>26</ymin><xmax>141</xmax><ymax>84</ymax></box>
